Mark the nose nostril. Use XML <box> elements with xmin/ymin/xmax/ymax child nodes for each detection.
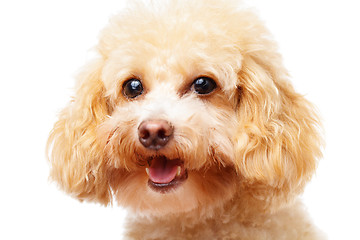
<box><xmin>158</xmin><ymin>129</ymin><xmax>166</xmax><ymax>139</ymax></box>
<box><xmin>140</xmin><ymin>130</ymin><xmax>150</xmax><ymax>139</ymax></box>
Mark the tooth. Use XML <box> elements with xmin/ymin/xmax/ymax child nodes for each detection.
<box><xmin>177</xmin><ymin>166</ymin><xmax>181</xmax><ymax>177</ymax></box>
<box><xmin>145</xmin><ymin>168</ymin><xmax>149</xmax><ymax>176</ymax></box>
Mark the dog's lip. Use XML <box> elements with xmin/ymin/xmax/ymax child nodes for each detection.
<box><xmin>146</xmin><ymin>156</ymin><xmax>188</xmax><ymax>193</ymax></box>
<box><xmin>147</xmin><ymin>170</ymin><xmax>188</xmax><ymax>194</ymax></box>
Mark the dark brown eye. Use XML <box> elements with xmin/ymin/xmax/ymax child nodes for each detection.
<box><xmin>123</xmin><ymin>78</ymin><xmax>143</xmax><ymax>98</ymax></box>
<box><xmin>192</xmin><ymin>77</ymin><xmax>217</xmax><ymax>95</ymax></box>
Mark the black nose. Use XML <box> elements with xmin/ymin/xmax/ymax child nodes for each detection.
<box><xmin>138</xmin><ymin>120</ymin><xmax>174</xmax><ymax>150</ymax></box>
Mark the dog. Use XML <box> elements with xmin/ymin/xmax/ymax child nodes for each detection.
<box><xmin>47</xmin><ymin>0</ymin><xmax>325</xmax><ymax>239</ymax></box>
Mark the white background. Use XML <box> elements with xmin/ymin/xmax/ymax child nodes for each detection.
<box><xmin>0</xmin><ymin>0</ymin><xmax>359</xmax><ymax>239</ymax></box>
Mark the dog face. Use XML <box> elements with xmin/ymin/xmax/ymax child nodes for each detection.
<box><xmin>98</xmin><ymin>25</ymin><xmax>241</xmax><ymax>214</ymax></box>
<box><xmin>48</xmin><ymin>0</ymin><xmax>322</xmax><ymax>216</ymax></box>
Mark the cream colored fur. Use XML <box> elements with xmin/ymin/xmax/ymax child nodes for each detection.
<box><xmin>47</xmin><ymin>0</ymin><xmax>325</xmax><ymax>239</ymax></box>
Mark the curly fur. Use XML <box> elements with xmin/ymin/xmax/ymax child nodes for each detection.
<box><xmin>47</xmin><ymin>0</ymin><xmax>324</xmax><ymax>239</ymax></box>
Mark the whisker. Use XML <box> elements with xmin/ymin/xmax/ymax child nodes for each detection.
<box><xmin>106</xmin><ymin>126</ymin><xmax>119</xmax><ymax>146</ymax></box>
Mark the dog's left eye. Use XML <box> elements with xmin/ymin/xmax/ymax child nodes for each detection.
<box><xmin>192</xmin><ymin>77</ymin><xmax>217</xmax><ymax>95</ymax></box>
<box><xmin>122</xmin><ymin>78</ymin><xmax>144</xmax><ymax>98</ymax></box>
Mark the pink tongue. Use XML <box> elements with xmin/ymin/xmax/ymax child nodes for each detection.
<box><xmin>148</xmin><ymin>157</ymin><xmax>179</xmax><ymax>184</ymax></box>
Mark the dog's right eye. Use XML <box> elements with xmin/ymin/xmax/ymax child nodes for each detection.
<box><xmin>192</xmin><ymin>77</ymin><xmax>217</xmax><ymax>95</ymax></box>
<box><xmin>122</xmin><ymin>79</ymin><xmax>143</xmax><ymax>98</ymax></box>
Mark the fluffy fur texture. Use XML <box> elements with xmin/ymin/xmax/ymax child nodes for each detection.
<box><xmin>48</xmin><ymin>0</ymin><xmax>325</xmax><ymax>239</ymax></box>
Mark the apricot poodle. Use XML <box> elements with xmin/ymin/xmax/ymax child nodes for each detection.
<box><xmin>48</xmin><ymin>0</ymin><xmax>325</xmax><ymax>239</ymax></box>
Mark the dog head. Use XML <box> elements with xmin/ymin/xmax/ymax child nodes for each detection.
<box><xmin>48</xmin><ymin>0</ymin><xmax>322</xmax><ymax>216</ymax></box>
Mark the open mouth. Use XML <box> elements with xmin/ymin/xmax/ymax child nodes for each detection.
<box><xmin>146</xmin><ymin>156</ymin><xmax>188</xmax><ymax>193</ymax></box>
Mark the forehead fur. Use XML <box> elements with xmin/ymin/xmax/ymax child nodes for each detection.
<box><xmin>98</xmin><ymin>0</ymin><xmax>273</xmax><ymax>97</ymax></box>
<box><xmin>98</xmin><ymin>0</ymin><xmax>255</xmax><ymax>56</ymax></box>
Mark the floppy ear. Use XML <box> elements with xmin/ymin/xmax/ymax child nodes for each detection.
<box><xmin>47</xmin><ymin>59</ymin><xmax>112</xmax><ymax>205</ymax></box>
<box><xmin>234</xmin><ymin>47</ymin><xmax>323</xmax><ymax>200</ymax></box>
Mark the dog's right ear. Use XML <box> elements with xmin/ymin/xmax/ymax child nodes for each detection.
<box><xmin>47</xmin><ymin>59</ymin><xmax>112</xmax><ymax>205</ymax></box>
<box><xmin>233</xmin><ymin>46</ymin><xmax>323</xmax><ymax>209</ymax></box>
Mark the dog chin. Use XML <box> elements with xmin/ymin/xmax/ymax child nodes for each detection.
<box><xmin>109</xmin><ymin>161</ymin><xmax>238</xmax><ymax>216</ymax></box>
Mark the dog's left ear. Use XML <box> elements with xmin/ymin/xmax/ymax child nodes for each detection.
<box><xmin>47</xmin><ymin>59</ymin><xmax>112</xmax><ymax>205</ymax></box>
<box><xmin>234</xmin><ymin>46</ymin><xmax>323</xmax><ymax>197</ymax></box>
